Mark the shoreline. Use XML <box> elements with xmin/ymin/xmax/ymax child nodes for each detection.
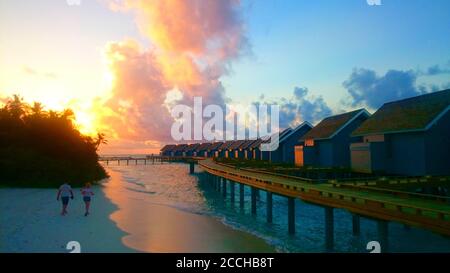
<box><xmin>103</xmin><ymin>168</ymin><xmax>276</xmax><ymax>253</ymax></box>
<box><xmin>0</xmin><ymin>168</ymin><xmax>275</xmax><ymax>253</ymax></box>
<box><xmin>0</xmin><ymin>185</ymin><xmax>134</xmax><ymax>253</ymax></box>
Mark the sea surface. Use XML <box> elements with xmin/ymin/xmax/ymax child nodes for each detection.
<box><xmin>102</xmin><ymin>161</ymin><xmax>450</xmax><ymax>253</ymax></box>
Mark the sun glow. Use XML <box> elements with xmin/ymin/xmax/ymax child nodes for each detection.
<box><xmin>73</xmin><ymin>109</ymin><xmax>98</xmax><ymax>136</ymax></box>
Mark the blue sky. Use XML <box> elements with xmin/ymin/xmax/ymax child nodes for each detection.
<box><xmin>224</xmin><ymin>0</ymin><xmax>450</xmax><ymax>108</ymax></box>
<box><xmin>1</xmin><ymin>0</ymin><xmax>449</xmax><ymax>152</ymax></box>
<box><xmin>1</xmin><ymin>0</ymin><xmax>449</xmax><ymax>110</ymax></box>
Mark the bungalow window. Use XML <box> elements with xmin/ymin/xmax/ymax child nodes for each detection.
<box><xmin>305</xmin><ymin>139</ymin><xmax>314</xmax><ymax>146</ymax></box>
<box><xmin>235</xmin><ymin>150</ymin><xmax>239</xmax><ymax>158</ymax></box>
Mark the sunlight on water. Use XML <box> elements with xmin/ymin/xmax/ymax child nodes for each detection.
<box><xmin>103</xmin><ymin>162</ymin><xmax>450</xmax><ymax>253</ymax></box>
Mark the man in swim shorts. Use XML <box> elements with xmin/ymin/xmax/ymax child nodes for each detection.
<box><xmin>57</xmin><ymin>182</ymin><xmax>74</xmax><ymax>216</ymax></box>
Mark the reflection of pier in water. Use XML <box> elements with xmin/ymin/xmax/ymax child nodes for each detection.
<box><xmin>100</xmin><ymin>156</ymin><xmax>450</xmax><ymax>252</ymax></box>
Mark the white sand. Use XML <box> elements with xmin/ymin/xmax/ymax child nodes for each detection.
<box><xmin>0</xmin><ymin>185</ymin><xmax>135</xmax><ymax>253</ymax></box>
<box><xmin>0</xmin><ymin>165</ymin><xmax>275</xmax><ymax>253</ymax></box>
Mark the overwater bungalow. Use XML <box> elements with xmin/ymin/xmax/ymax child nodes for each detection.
<box><xmin>350</xmin><ymin>89</ymin><xmax>450</xmax><ymax>176</ymax></box>
<box><xmin>269</xmin><ymin>122</ymin><xmax>313</xmax><ymax>164</ymax></box>
<box><xmin>296</xmin><ymin>109</ymin><xmax>370</xmax><ymax>168</ymax></box>
<box><xmin>172</xmin><ymin>144</ymin><xmax>189</xmax><ymax>156</ymax></box>
<box><xmin>160</xmin><ymin>144</ymin><xmax>177</xmax><ymax>156</ymax></box>
<box><xmin>183</xmin><ymin>143</ymin><xmax>200</xmax><ymax>157</ymax></box>
<box><xmin>240</xmin><ymin>139</ymin><xmax>263</xmax><ymax>160</ymax></box>
<box><xmin>206</xmin><ymin>142</ymin><xmax>224</xmax><ymax>157</ymax></box>
<box><xmin>260</xmin><ymin>128</ymin><xmax>294</xmax><ymax>161</ymax></box>
<box><xmin>227</xmin><ymin>140</ymin><xmax>247</xmax><ymax>159</ymax></box>
<box><xmin>217</xmin><ymin>141</ymin><xmax>234</xmax><ymax>158</ymax></box>
<box><xmin>194</xmin><ymin>143</ymin><xmax>212</xmax><ymax>157</ymax></box>
<box><xmin>236</xmin><ymin>140</ymin><xmax>257</xmax><ymax>159</ymax></box>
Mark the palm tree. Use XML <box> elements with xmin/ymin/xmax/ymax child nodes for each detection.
<box><xmin>31</xmin><ymin>102</ymin><xmax>44</xmax><ymax>116</ymax></box>
<box><xmin>7</xmin><ymin>94</ymin><xmax>26</xmax><ymax>119</ymax></box>
<box><xmin>94</xmin><ymin>132</ymin><xmax>108</xmax><ymax>151</ymax></box>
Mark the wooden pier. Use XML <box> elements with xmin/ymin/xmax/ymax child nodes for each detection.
<box><xmin>98</xmin><ymin>155</ymin><xmax>201</xmax><ymax>167</ymax></box>
<box><xmin>98</xmin><ymin>155</ymin><xmax>450</xmax><ymax>252</ymax></box>
<box><xmin>198</xmin><ymin>158</ymin><xmax>450</xmax><ymax>252</ymax></box>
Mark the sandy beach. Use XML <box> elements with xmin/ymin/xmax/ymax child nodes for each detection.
<box><xmin>0</xmin><ymin>164</ymin><xmax>274</xmax><ymax>253</ymax></box>
<box><xmin>103</xmin><ymin>169</ymin><xmax>274</xmax><ymax>252</ymax></box>
<box><xmin>0</xmin><ymin>185</ymin><xmax>134</xmax><ymax>253</ymax></box>
<box><xmin>2</xmin><ymin>162</ymin><xmax>450</xmax><ymax>253</ymax></box>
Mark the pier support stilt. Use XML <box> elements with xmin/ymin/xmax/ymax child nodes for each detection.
<box><xmin>189</xmin><ymin>162</ymin><xmax>195</xmax><ymax>174</ymax></box>
<box><xmin>213</xmin><ymin>176</ymin><xmax>220</xmax><ymax>192</ymax></box>
<box><xmin>251</xmin><ymin>187</ymin><xmax>257</xmax><ymax>215</ymax></box>
<box><xmin>239</xmin><ymin>183</ymin><xmax>245</xmax><ymax>209</ymax></box>
<box><xmin>377</xmin><ymin>220</ymin><xmax>389</xmax><ymax>253</ymax></box>
<box><xmin>325</xmin><ymin>207</ymin><xmax>334</xmax><ymax>251</ymax></box>
<box><xmin>266</xmin><ymin>191</ymin><xmax>273</xmax><ymax>223</ymax></box>
<box><xmin>217</xmin><ymin>177</ymin><xmax>221</xmax><ymax>192</ymax></box>
<box><xmin>352</xmin><ymin>214</ymin><xmax>360</xmax><ymax>236</ymax></box>
<box><xmin>288</xmin><ymin>197</ymin><xmax>295</xmax><ymax>234</ymax></box>
<box><xmin>230</xmin><ymin>181</ymin><xmax>235</xmax><ymax>205</ymax></box>
<box><xmin>222</xmin><ymin>178</ymin><xmax>227</xmax><ymax>198</ymax></box>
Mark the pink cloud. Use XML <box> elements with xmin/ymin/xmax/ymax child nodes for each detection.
<box><xmin>97</xmin><ymin>0</ymin><xmax>247</xmax><ymax>152</ymax></box>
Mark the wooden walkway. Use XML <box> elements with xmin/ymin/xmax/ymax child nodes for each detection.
<box><xmin>98</xmin><ymin>155</ymin><xmax>202</xmax><ymax>165</ymax></box>
<box><xmin>199</xmin><ymin>158</ymin><xmax>450</xmax><ymax>237</ymax></box>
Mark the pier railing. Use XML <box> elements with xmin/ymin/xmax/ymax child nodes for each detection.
<box><xmin>199</xmin><ymin>158</ymin><xmax>450</xmax><ymax>237</ymax></box>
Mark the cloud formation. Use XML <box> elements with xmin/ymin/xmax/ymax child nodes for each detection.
<box><xmin>97</xmin><ymin>0</ymin><xmax>247</xmax><ymax>151</ymax></box>
<box><xmin>424</xmin><ymin>64</ymin><xmax>450</xmax><ymax>76</ymax></box>
<box><xmin>343</xmin><ymin>68</ymin><xmax>423</xmax><ymax>109</ymax></box>
<box><xmin>258</xmin><ymin>87</ymin><xmax>332</xmax><ymax>128</ymax></box>
<box><xmin>22</xmin><ymin>66</ymin><xmax>58</xmax><ymax>79</ymax></box>
<box><xmin>343</xmin><ymin>63</ymin><xmax>450</xmax><ymax>110</ymax></box>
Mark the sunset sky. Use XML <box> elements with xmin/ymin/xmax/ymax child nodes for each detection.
<box><xmin>1</xmin><ymin>0</ymin><xmax>450</xmax><ymax>154</ymax></box>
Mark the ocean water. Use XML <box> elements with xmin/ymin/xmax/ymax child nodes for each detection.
<box><xmin>103</xmin><ymin>162</ymin><xmax>450</xmax><ymax>253</ymax></box>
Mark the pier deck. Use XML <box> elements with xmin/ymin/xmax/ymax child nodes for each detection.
<box><xmin>199</xmin><ymin>158</ymin><xmax>450</xmax><ymax>237</ymax></box>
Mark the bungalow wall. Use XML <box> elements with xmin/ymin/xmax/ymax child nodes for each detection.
<box><xmin>304</xmin><ymin>115</ymin><xmax>366</xmax><ymax>168</ymax></box>
<box><xmin>330</xmin><ymin>115</ymin><xmax>367</xmax><ymax>168</ymax></box>
<box><xmin>250</xmin><ymin>149</ymin><xmax>260</xmax><ymax>160</ymax></box>
<box><xmin>383</xmin><ymin>133</ymin><xmax>426</xmax><ymax>176</ymax></box>
<box><xmin>280</xmin><ymin>126</ymin><xmax>311</xmax><ymax>164</ymax></box>
<box><xmin>269</xmin><ymin>149</ymin><xmax>282</xmax><ymax>163</ymax></box>
<box><xmin>260</xmin><ymin>150</ymin><xmax>270</xmax><ymax>161</ymax></box>
<box><xmin>237</xmin><ymin>150</ymin><xmax>246</xmax><ymax>159</ymax></box>
<box><xmin>350</xmin><ymin>142</ymin><xmax>386</xmax><ymax>173</ymax></box>
<box><xmin>303</xmin><ymin>140</ymin><xmax>333</xmax><ymax>167</ymax></box>
<box><xmin>425</xmin><ymin>111</ymin><xmax>450</xmax><ymax>175</ymax></box>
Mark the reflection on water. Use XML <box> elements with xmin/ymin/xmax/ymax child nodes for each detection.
<box><xmin>103</xmin><ymin>162</ymin><xmax>450</xmax><ymax>253</ymax></box>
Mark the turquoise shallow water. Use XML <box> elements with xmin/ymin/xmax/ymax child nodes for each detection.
<box><xmin>104</xmin><ymin>162</ymin><xmax>450</xmax><ymax>253</ymax></box>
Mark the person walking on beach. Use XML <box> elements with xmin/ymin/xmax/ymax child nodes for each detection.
<box><xmin>81</xmin><ymin>183</ymin><xmax>94</xmax><ymax>216</ymax></box>
<box><xmin>57</xmin><ymin>182</ymin><xmax>74</xmax><ymax>216</ymax></box>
